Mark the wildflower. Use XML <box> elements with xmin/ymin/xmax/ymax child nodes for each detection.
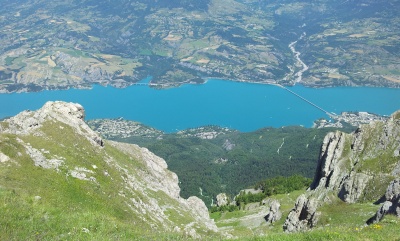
<box><xmin>372</xmin><ymin>224</ymin><xmax>382</xmax><ymax>230</ymax></box>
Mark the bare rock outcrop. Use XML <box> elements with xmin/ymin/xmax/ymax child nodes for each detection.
<box><xmin>0</xmin><ymin>101</ymin><xmax>218</xmax><ymax>238</ymax></box>
<box><xmin>264</xmin><ymin>199</ymin><xmax>282</xmax><ymax>224</ymax></box>
<box><xmin>187</xmin><ymin>196</ymin><xmax>219</xmax><ymax>233</ymax></box>
<box><xmin>310</xmin><ymin>111</ymin><xmax>400</xmax><ymax>203</ymax></box>
<box><xmin>216</xmin><ymin>193</ymin><xmax>229</xmax><ymax>207</ymax></box>
<box><xmin>338</xmin><ymin>172</ymin><xmax>372</xmax><ymax>203</ymax></box>
<box><xmin>4</xmin><ymin>101</ymin><xmax>104</xmax><ymax>147</ymax></box>
<box><xmin>310</xmin><ymin>131</ymin><xmax>349</xmax><ymax>197</ymax></box>
<box><xmin>283</xmin><ymin>195</ymin><xmax>319</xmax><ymax>232</ymax></box>
<box><xmin>308</xmin><ymin>130</ymin><xmax>373</xmax><ymax>203</ymax></box>
<box><xmin>283</xmin><ymin>111</ymin><xmax>400</xmax><ymax>232</ymax></box>
<box><xmin>106</xmin><ymin>140</ymin><xmax>219</xmax><ymax>236</ymax></box>
<box><xmin>368</xmin><ymin>179</ymin><xmax>400</xmax><ymax>224</ymax></box>
<box><xmin>283</xmin><ymin>110</ymin><xmax>400</xmax><ymax>232</ymax></box>
<box><xmin>110</xmin><ymin>141</ymin><xmax>181</xmax><ymax>199</ymax></box>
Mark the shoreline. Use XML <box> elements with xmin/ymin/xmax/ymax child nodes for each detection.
<box><xmin>2</xmin><ymin>75</ymin><xmax>400</xmax><ymax>94</ymax></box>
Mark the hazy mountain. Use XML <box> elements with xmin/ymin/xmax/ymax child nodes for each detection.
<box><xmin>1</xmin><ymin>0</ymin><xmax>399</xmax><ymax>92</ymax></box>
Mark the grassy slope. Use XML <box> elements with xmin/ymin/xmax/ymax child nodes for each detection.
<box><xmin>211</xmin><ymin>115</ymin><xmax>400</xmax><ymax>240</ymax></box>
<box><xmin>0</xmin><ymin>121</ymin><xmax>216</xmax><ymax>240</ymax></box>
<box><xmin>115</xmin><ymin>126</ymin><xmax>348</xmax><ymax>205</ymax></box>
<box><xmin>212</xmin><ymin>191</ymin><xmax>400</xmax><ymax>240</ymax></box>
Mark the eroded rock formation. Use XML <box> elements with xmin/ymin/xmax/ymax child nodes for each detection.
<box><xmin>0</xmin><ymin>101</ymin><xmax>218</xmax><ymax>238</ymax></box>
<box><xmin>283</xmin><ymin>195</ymin><xmax>319</xmax><ymax>232</ymax></box>
<box><xmin>284</xmin><ymin>110</ymin><xmax>400</xmax><ymax>232</ymax></box>
<box><xmin>368</xmin><ymin>179</ymin><xmax>400</xmax><ymax>224</ymax></box>
<box><xmin>264</xmin><ymin>199</ymin><xmax>282</xmax><ymax>224</ymax></box>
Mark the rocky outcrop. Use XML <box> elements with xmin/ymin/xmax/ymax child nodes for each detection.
<box><xmin>310</xmin><ymin>131</ymin><xmax>349</xmax><ymax>197</ymax></box>
<box><xmin>338</xmin><ymin>172</ymin><xmax>371</xmax><ymax>203</ymax></box>
<box><xmin>187</xmin><ymin>196</ymin><xmax>219</xmax><ymax>233</ymax></box>
<box><xmin>3</xmin><ymin>101</ymin><xmax>104</xmax><ymax>147</ymax></box>
<box><xmin>264</xmin><ymin>199</ymin><xmax>282</xmax><ymax>224</ymax></box>
<box><xmin>284</xmin><ymin>110</ymin><xmax>400</xmax><ymax>232</ymax></box>
<box><xmin>283</xmin><ymin>195</ymin><xmax>319</xmax><ymax>232</ymax></box>
<box><xmin>310</xmin><ymin>111</ymin><xmax>400</xmax><ymax>203</ymax></box>
<box><xmin>109</xmin><ymin>140</ymin><xmax>181</xmax><ymax>200</ymax></box>
<box><xmin>308</xmin><ymin>130</ymin><xmax>373</xmax><ymax>203</ymax></box>
<box><xmin>0</xmin><ymin>101</ymin><xmax>218</xmax><ymax>238</ymax></box>
<box><xmin>368</xmin><ymin>179</ymin><xmax>400</xmax><ymax>224</ymax></box>
<box><xmin>216</xmin><ymin>193</ymin><xmax>229</xmax><ymax>207</ymax></box>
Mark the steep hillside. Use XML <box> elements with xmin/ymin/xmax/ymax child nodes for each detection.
<box><xmin>310</xmin><ymin>110</ymin><xmax>400</xmax><ymax>203</ymax></box>
<box><xmin>89</xmin><ymin>119</ymin><xmax>346</xmax><ymax>205</ymax></box>
<box><xmin>207</xmin><ymin>111</ymin><xmax>400</xmax><ymax>239</ymax></box>
<box><xmin>0</xmin><ymin>101</ymin><xmax>218</xmax><ymax>239</ymax></box>
<box><xmin>283</xmin><ymin>110</ymin><xmax>400</xmax><ymax>232</ymax></box>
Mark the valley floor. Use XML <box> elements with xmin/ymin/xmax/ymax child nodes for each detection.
<box><xmin>212</xmin><ymin>190</ymin><xmax>400</xmax><ymax>240</ymax></box>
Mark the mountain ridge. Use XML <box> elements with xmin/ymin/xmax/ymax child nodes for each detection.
<box><xmin>0</xmin><ymin>101</ymin><xmax>220</xmax><ymax>239</ymax></box>
<box><xmin>283</xmin><ymin>109</ymin><xmax>400</xmax><ymax>232</ymax></box>
<box><xmin>1</xmin><ymin>102</ymin><xmax>400</xmax><ymax>239</ymax></box>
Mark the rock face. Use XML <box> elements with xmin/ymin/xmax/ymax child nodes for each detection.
<box><xmin>0</xmin><ymin>101</ymin><xmax>218</xmax><ymax>238</ymax></box>
<box><xmin>284</xmin><ymin>110</ymin><xmax>400</xmax><ymax>232</ymax></box>
<box><xmin>216</xmin><ymin>193</ymin><xmax>229</xmax><ymax>207</ymax></box>
<box><xmin>3</xmin><ymin>101</ymin><xmax>104</xmax><ymax>147</ymax></box>
<box><xmin>283</xmin><ymin>195</ymin><xmax>319</xmax><ymax>232</ymax></box>
<box><xmin>308</xmin><ymin>130</ymin><xmax>373</xmax><ymax>203</ymax></box>
<box><xmin>309</xmin><ymin>131</ymin><xmax>349</xmax><ymax>199</ymax></box>
<box><xmin>368</xmin><ymin>179</ymin><xmax>400</xmax><ymax>224</ymax></box>
<box><xmin>310</xmin><ymin>111</ymin><xmax>400</xmax><ymax>203</ymax></box>
<box><xmin>264</xmin><ymin>199</ymin><xmax>282</xmax><ymax>224</ymax></box>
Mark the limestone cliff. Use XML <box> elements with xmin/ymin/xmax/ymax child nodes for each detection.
<box><xmin>0</xmin><ymin>101</ymin><xmax>218</xmax><ymax>239</ymax></box>
<box><xmin>310</xmin><ymin>110</ymin><xmax>400</xmax><ymax>203</ymax></box>
<box><xmin>284</xmin><ymin>110</ymin><xmax>400</xmax><ymax>232</ymax></box>
<box><xmin>368</xmin><ymin>178</ymin><xmax>400</xmax><ymax>224</ymax></box>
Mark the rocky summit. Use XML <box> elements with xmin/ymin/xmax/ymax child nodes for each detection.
<box><xmin>283</xmin><ymin>110</ymin><xmax>400</xmax><ymax>232</ymax></box>
<box><xmin>0</xmin><ymin>101</ymin><xmax>218</xmax><ymax>239</ymax></box>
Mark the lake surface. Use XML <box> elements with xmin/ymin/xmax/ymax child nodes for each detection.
<box><xmin>3</xmin><ymin>79</ymin><xmax>400</xmax><ymax>132</ymax></box>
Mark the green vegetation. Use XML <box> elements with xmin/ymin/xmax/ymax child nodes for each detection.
<box><xmin>235</xmin><ymin>192</ymin><xmax>267</xmax><ymax>207</ymax></box>
<box><xmin>210</xmin><ymin>204</ymin><xmax>239</xmax><ymax>213</ymax></box>
<box><xmin>1</xmin><ymin>0</ymin><xmax>400</xmax><ymax>92</ymax></box>
<box><xmin>256</xmin><ymin>175</ymin><xmax>312</xmax><ymax>197</ymax></box>
<box><xmin>250</xmin><ymin>218</ymin><xmax>400</xmax><ymax>241</ymax></box>
<box><xmin>0</xmin><ymin>120</ymin><xmax>218</xmax><ymax>240</ymax></box>
<box><xmin>0</xmin><ymin>135</ymin><xmax>147</xmax><ymax>239</ymax></box>
<box><xmin>116</xmin><ymin>126</ymin><xmax>346</xmax><ymax>206</ymax></box>
<box><xmin>211</xmin><ymin>189</ymin><xmax>400</xmax><ymax>240</ymax></box>
<box><xmin>210</xmin><ymin>175</ymin><xmax>311</xmax><ymax>213</ymax></box>
<box><xmin>233</xmin><ymin>175</ymin><xmax>312</xmax><ymax>207</ymax></box>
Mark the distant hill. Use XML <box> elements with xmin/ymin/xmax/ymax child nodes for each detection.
<box><xmin>1</xmin><ymin>0</ymin><xmax>400</xmax><ymax>92</ymax></box>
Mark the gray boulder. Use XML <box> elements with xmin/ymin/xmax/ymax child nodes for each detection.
<box><xmin>283</xmin><ymin>195</ymin><xmax>319</xmax><ymax>232</ymax></box>
<box><xmin>216</xmin><ymin>193</ymin><xmax>229</xmax><ymax>207</ymax></box>
<box><xmin>264</xmin><ymin>200</ymin><xmax>282</xmax><ymax>224</ymax></box>
<box><xmin>368</xmin><ymin>179</ymin><xmax>400</xmax><ymax>224</ymax></box>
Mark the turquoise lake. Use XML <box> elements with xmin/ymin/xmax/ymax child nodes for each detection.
<box><xmin>3</xmin><ymin>79</ymin><xmax>400</xmax><ymax>132</ymax></box>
